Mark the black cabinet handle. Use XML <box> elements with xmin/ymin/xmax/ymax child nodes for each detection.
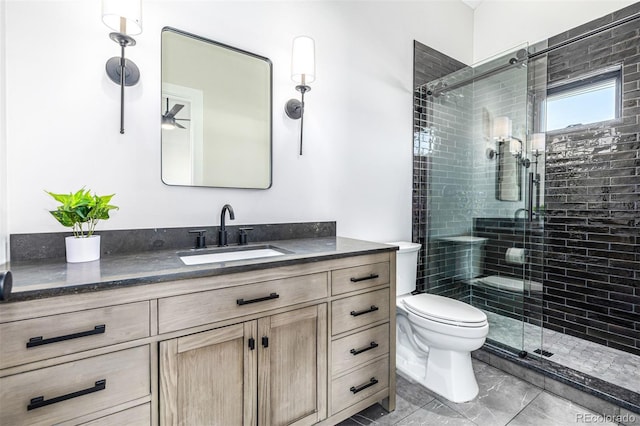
<box><xmin>237</xmin><ymin>293</ymin><xmax>280</xmax><ymax>306</ymax></box>
<box><xmin>27</xmin><ymin>379</ymin><xmax>106</xmax><ymax>411</ymax></box>
<box><xmin>350</xmin><ymin>342</ymin><xmax>379</xmax><ymax>356</ymax></box>
<box><xmin>350</xmin><ymin>305</ymin><xmax>379</xmax><ymax>317</ymax></box>
<box><xmin>350</xmin><ymin>377</ymin><xmax>378</xmax><ymax>394</ymax></box>
<box><xmin>248</xmin><ymin>337</ymin><xmax>255</xmax><ymax>351</ymax></box>
<box><xmin>262</xmin><ymin>336</ymin><xmax>269</xmax><ymax>348</ymax></box>
<box><xmin>350</xmin><ymin>274</ymin><xmax>379</xmax><ymax>283</ymax></box>
<box><xmin>26</xmin><ymin>325</ymin><xmax>106</xmax><ymax>348</ymax></box>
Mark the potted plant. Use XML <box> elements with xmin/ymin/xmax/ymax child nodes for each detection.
<box><xmin>46</xmin><ymin>188</ymin><xmax>118</xmax><ymax>263</ymax></box>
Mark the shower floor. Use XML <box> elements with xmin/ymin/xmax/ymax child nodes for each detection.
<box><xmin>484</xmin><ymin>310</ymin><xmax>640</xmax><ymax>395</ymax></box>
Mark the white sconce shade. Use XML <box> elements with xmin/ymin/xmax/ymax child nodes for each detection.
<box><xmin>291</xmin><ymin>36</ymin><xmax>315</xmax><ymax>85</ymax></box>
<box><xmin>531</xmin><ymin>133</ymin><xmax>545</xmax><ymax>151</ymax></box>
<box><xmin>102</xmin><ymin>0</ymin><xmax>142</xmax><ymax>35</ymax></box>
<box><xmin>493</xmin><ymin>116</ymin><xmax>512</xmax><ymax>140</ymax></box>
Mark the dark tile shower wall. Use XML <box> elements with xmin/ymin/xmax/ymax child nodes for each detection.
<box><xmin>412</xmin><ymin>4</ymin><xmax>639</xmax><ymax>357</ymax></box>
<box><xmin>473</xmin><ymin>217</ymin><xmax>545</xmax><ymax>326</ymax></box>
<box><xmin>413</xmin><ymin>41</ymin><xmax>468</xmax><ymax>296</ymax></box>
<box><xmin>542</xmin><ymin>5</ymin><xmax>640</xmax><ymax>356</ymax></box>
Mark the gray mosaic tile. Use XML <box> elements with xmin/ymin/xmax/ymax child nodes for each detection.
<box><xmin>483</xmin><ymin>309</ymin><xmax>640</xmax><ymax>395</ymax></box>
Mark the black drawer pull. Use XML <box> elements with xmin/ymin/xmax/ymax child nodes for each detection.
<box><xmin>350</xmin><ymin>305</ymin><xmax>379</xmax><ymax>317</ymax></box>
<box><xmin>26</xmin><ymin>325</ymin><xmax>106</xmax><ymax>348</ymax></box>
<box><xmin>350</xmin><ymin>274</ymin><xmax>379</xmax><ymax>283</ymax></box>
<box><xmin>350</xmin><ymin>377</ymin><xmax>378</xmax><ymax>394</ymax></box>
<box><xmin>350</xmin><ymin>341</ymin><xmax>379</xmax><ymax>356</ymax></box>
<box><xmin>237</xmin><ymin>293</ymin><xmax>280</xmax><ymax>306</ymax></box>
<box><xmin>27</xmin><ymin>379</ymin><xmax>106</xmax><ymax>411</ymax></box>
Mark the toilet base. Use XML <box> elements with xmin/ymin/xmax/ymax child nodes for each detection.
<box><xmin>425</xmin><ymin>347</ymin><xmax>479</xmax><ymax>403</ymax></box>
<box><xmin>397</xmin><ymin>344</ymin><xmax>480</xmax><ymax>403</ymax></box>
<box><xmin>396</xmin><ymin>343</ymin><xmax>427</xmax><ymax>384</ymax></box>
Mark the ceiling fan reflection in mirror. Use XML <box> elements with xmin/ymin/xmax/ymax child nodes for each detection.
<box><xmin>162</xmin><ymin>98</ymin><xmax>190</xmax><ymax>130</ymax></box>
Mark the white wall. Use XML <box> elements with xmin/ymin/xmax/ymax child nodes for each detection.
<box><xmin>472</xmin><ymin>0</ymin><xmax>637</xmax><ymax>62</ymax></box>
<box><xmin>0</xmin><ymin>0</ymin><xmax>8</xmax><ymax>265</ymax></box>
<box><xmin>1</xmin><ymin>1</ymin><xmax>473</xmax><ymax>257</ymax></box>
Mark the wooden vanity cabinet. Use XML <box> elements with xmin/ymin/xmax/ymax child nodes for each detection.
<box><xmin>159</xmin><ymin>304</ymin><xmax>327</xmax><ymax>426</ymax></box>
<box><xmin>0</xmin><ymin>249</ymin><xmax>395</xmax><ymax>426</ymax></box>
<box><xmin>0</xmin><ymin>299</ymin><xmax>153</xmax><ymax>426</ymax></box>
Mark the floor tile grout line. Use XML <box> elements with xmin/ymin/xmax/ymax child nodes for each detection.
<box><xmin>503</xmin><ymin>390</ymin><xmax>544</xmax><ymax>426</ymax></box>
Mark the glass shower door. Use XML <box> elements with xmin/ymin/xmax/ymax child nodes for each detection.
<box><xmin>416</xmin><ymin>44</ymin><xmax>543</xmax><ymax>358</ymax></box>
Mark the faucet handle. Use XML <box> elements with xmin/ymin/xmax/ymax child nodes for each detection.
<box><xmin>188</xmin><ymin>229</ymin><xmax>207</xmax><ymax>249</ymax></box>
<box><xmin>238</xmin><ymin>227</ymin><xmax>253</xmax><ymax>246</ymax></box>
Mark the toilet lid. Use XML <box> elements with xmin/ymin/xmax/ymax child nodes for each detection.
<box><xmin>403</xmin><ymin>294</ymin><xmax>487</xmax><ymax>325</ymax></box>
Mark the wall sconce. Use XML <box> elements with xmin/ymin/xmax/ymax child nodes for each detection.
<box><xmin>491</xmin><ymin>116</ymin><xmax>530</xmax><ymax>166</ymax></box>
<box><xmin>102</xmin><ymin>0</ymin><xmax>142</xmax><ymax>134</ymax></box>
<box><xmin>531</xmin><ymin>132</ymin><xmax>545</xmax><ymax>154</ymax></box>
<box><xmin>493</xmin><ymin>116</ymin><xmax>512</xmax><ymax>141</ymax></box>
<box><xmin>285</xmin><ymin>36</ymin><xmax>315</xmax><ymax>155</ymax></box>
<box><xmin>487</xmin><ymin>116</ymin><xmax>511</xmax><ymax>159</ymax></box>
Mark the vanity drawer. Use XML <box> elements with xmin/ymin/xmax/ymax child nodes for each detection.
<box><xmin>0</xmin><ymin>345</ymin><xmax>150</xmax><ymax>426</ymax></box>
<box><xmin>331</xmin><ymin>323</ymin><xmax>389</xmax><ymax>376</ymax></box>
<box><xmin>159</xmin><ymin>272</ymin><xmax>328</xmax><ymax>333</ymax></box>
<box><xmin>0</xmin><ymin>301</ymin><xmax>150</xmax><ymax>369</ymax></box>
<box><xmin>331</xmin><ymin>357</ymin><xmax>389</xmax><ymax>415</ymax></box>
<box><xmin>331</xmin><ymin>288</ymin><xmax>390</xmax><ymax>336</ymax></box>
<box><xmin>332</xmin><ymin>262</ymin><xmax>390</xmax><ymax>295</ymax></box>
<box><xmin>81</xmin><ymin>403</ymin><xmax>151</xmax><ymax>426</ymax></box>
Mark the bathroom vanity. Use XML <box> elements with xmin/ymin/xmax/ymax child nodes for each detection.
<box><xmin>0</xmin><ymin>237</ymin><xmax>397</xmax><ymax>426</ymax></box>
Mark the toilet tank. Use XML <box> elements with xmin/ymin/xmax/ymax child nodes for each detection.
<box><xmin>388</xmin><ymin>241</ymin><xmax>421</xmax><ymax>296</ymax></box>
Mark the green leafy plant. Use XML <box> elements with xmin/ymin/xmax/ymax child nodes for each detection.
<box><xmin>46</xmin><ymin>188</ymin><xmax>119</xmax><ymax>238</ymax></box>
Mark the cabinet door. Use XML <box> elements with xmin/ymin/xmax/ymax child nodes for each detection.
<box><xmin>258</xmin><ymin>304</ymin><xmax>327</xmax><ymax>426</ymax></box>
<box><xmin>159</xmin><ymin>323</ymin><xmax>258</xmax><ymax>426</ymax></box>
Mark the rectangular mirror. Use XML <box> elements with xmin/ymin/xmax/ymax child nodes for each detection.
<box><xmin>161</xmin><ymin>27</ymin><xmax>272</xmax><ymax>189</ymax></box>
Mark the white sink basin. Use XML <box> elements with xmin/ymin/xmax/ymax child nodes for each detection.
<box><xmin>179</xmin><ymin>246</ymin><xmax>287</xmax><ymax>265</ymax></box>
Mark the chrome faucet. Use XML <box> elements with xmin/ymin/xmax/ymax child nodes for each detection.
<box><xmin>218</xmin><ymin>204</ymin><xmax>235</xmax><ymax>246</ymax></box>
<box><xmin>514</xmin><ymin>208</ymin><xmax>528</xmax><ymax>220</ymax></box>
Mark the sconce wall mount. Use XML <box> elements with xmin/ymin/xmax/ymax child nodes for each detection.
<box><xmin>105</xmin><ymin>33</ymin><xmax>140</xmax><ymax>87</ymax></box>
<box><xmin>285</xmin><ymin>84</ymin><xmax>310</xmax><ymax>120</ymax></box>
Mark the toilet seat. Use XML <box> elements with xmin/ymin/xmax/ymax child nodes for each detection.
<box><xmin>403</xmin><ymin>294</ymin><xmax>487</xmax><ymax>328</ymax></box>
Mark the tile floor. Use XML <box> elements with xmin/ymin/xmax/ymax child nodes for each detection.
<box><xmin>337</xmin><ymin>359</ymin><xmax>634</xmax><ymax>426</ymax></box>
<box><xmin>484</xmin><ymin>311</ymin><xmax>640</xmax><ymax>394</ymax></box>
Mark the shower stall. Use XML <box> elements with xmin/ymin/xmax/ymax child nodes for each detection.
<box><xmin>414</xmin><ymin>42</ymin><xmax>542</xmax><ymax>355</ymax></box>
<box><xmin>413</xmin><ymin>5</ymin><xmax>640</xmax><ymax>413</ymax></box>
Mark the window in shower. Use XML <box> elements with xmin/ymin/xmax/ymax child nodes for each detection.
<box><xmin>545</xmin><ymin>66</ymin><xmax>622</xmax><ymax>132</ymax></box>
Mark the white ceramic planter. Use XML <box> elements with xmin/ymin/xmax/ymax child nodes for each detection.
<box><xmin>65</xmin><ymin>235</ymin><xmax>101</xmax><ymax>263</ymax></box>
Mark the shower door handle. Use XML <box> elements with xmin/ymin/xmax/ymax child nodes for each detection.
<box><xmin>527</xmin><ymin>172</ymin><xmax>534</xmax><ymax>222</ymax></box>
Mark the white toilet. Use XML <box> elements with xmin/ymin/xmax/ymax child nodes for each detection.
<box><xmin>391</xmin><ymin>241</ymin><xmax>489</xmax><ymax>403</ymax></box>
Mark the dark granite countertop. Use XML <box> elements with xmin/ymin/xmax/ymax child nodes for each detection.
<box><xmin>2</xmin><ymin>237</ymin><xmax>398</xmax><ymax>302</ymax></box>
